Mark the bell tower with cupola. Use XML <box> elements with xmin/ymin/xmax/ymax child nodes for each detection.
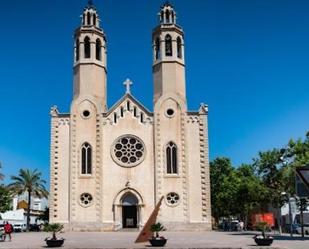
<box><xmin>73</xmin><ymin>0</ymin><xmax>107</xmax><ymax>112</ymax></box>
<box><xmin>152</xmin><ymin>1</ymin><xmax>186</xmax><ymax>106</ymax></box>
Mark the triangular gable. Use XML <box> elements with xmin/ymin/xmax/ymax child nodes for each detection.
<box><xmin>104</xmin><ymin>93</ymin><xmax>153</xmax><ymax>117</ymax></box>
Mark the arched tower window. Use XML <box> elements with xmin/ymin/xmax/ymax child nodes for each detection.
<box><xmin>82</xmin><ymin>14</ymin><xmax>85</xmax><ymax>25</ymax></box>
<box><xmin>171</xmin><ymin>12</ymin><xmax>175</xmax><ymax>23</ymax></box>
<box><xmin>177</xmin><ymin>37</ymin><xmax>182</xmax><ymax>59</ymax></box>
<box><xmin>155</xmin><ymin>37</ymin><xmax>161</xmax><ymax>60</ymax></box>
<box><xmin>93</xmin><ymin>14</ymin><xmax>96</xmax><ymax>26</ymax></box>
<box><xmin>166</xmin><ymin>10</ymin><xmax>170</xmax><ymax>23</ymax></box>
<box><xmin>84</xmin><ymin>36</ymin><xmax>91</xmax><ymax>58</ymax></box>
<box><xmin>166</xmin><ymin>142</ymin><xmax>178</xmax><ymax>174</ymax></box>
<box><xmin>75</xmin><ymin>39</ymin><xmax>80</xmax><ymax>61</ymax></box>
<box><xmin>81</xmin><ymin>142</ymin><xmax>92</xmax><ymax>174</ymax></box>
<box><xmin>96</xmin><ymin>39</ymin><xmax>102</xmax><ymax>61</ymax></box>
<box><xmin>160</xmin><ymin>11</ymin><xmax>164</xmax><ymax>23</ymax></box>
<box><xmin>87</xmin><ymin>12</ymin><xmax>91</xmax><ymax>25</ymax></box>
<box><xmin>165</xmin><ymin>34</ymin><xmax>172</xmax><ymax>56</ymax></box>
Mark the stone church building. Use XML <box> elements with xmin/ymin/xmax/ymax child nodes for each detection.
<box><xmin>49</xmin><ymin>1</ymin><xmax>211</xmax><ymax>231</ymax></box>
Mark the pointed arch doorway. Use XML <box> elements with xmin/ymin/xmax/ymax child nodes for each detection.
<box><xmin>122</xmin><ymin>193</ymin><xmax>138</xmax><ymax>228</ymax></box>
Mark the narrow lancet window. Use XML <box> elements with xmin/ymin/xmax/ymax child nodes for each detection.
<box><xmin>75</xmin><ymin>39</ymin><xmax>80</xmax><ymax>61</ymax></box>
<box><xmin>166</xmin><ymin>142</ymin><xmax>178</xmax><ymax>174</ymax></box>
<box><xmin>87</xmin><ymin>12</ymin><xmax>91</xmax><ymax>25</ymax></box>
<box><xmin>84</xmin><ymin>36</ymin><xmax>91</xmax><ymax>58</ymax></box>
<box><xmin>81</xmin><ymin>142</ymin><xmax>92</xmax><ymax>174</ymax></box>
<box><xmin>165</xmin><ymin>34</ymin><xmax>172</xmax><ymax>56</ymax></box>
<box><xmin>93</xmin><ymin>14</ymin><xmax>96</xmax><ymax>26</ymax></box>
<box><xmin>133</xmin><ymin>107</ymin><xmax>137</xmax><ymax>117</ymax></box>
<box><xmin>166</xmin><ymin>10</ymin><xmax>170</xmax><ymax>23</ymax></box>
<box><xmin>177</xmin><ymin>37</ymin><xmax>182</xmax><ymax>59</ymax></box>
<box><xmin>155</xmin><ymin>37</ymin><xmax>161</xmax><ymax>60</ymax></box>
<box><xmin>96</xmin><ymin>39</ymin><xmax>102</xmax><ymax>61</ymax></box>
<box><xmin>140</xmin><ymin>113</ymin><xmax>144</xmax><ymax>123</ymax></box>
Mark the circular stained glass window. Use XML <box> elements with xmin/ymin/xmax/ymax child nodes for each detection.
<box><xmin>80</xmin><ymin>193</ymin><xmax>93</xmax><ymax>207</ymax></box>
<box><xmin>166</xmin><ymin>192</ymin><xmax>180</xmax><ymax>206</ymax></box>
<box><xmin>111</xmin><ymin>135</ymin><xmax>145</xmax><ymax>167</ymax></box>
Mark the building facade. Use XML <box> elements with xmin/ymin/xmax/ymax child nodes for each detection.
<box><xmin>49</xmin><ymin>1</ymin><xmax>211</xmax><ymax>231</ymax></box>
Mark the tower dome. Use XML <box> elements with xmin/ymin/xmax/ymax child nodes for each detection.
<box><xmin>159</xmin><ymin>1</ymin><xmax>177</xmax><ymax>25</ymax></box>
<box><xmin>81</xmin><ymin>0</ymin><xmax>100</xmax><ymax>28</ymax></box>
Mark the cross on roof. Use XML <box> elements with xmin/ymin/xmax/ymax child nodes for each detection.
<box><xmin>123</xmin><ymin>78</ymin><xmax>133</xmax><ymax>94</ymax></box>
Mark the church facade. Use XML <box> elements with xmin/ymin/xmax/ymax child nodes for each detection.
<box><xmin>49</xmin><ymin>1</ymin><xmax>211</xmax><ymax>231</ymax></box>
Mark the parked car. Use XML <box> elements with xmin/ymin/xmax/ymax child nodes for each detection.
<box><xmin>295</xmin><ymin>224</ymin><xmax>309</xmax><ymax>235</ymax></box>
<box><xmin>13</xmin><ymin>223</ymin><xmax>26</xmax><ymax>232</ymax></box>
<box><xmin>29</xmin><ymin>224</ymin><xmax>41</xmax><ymax>232</ymax></box>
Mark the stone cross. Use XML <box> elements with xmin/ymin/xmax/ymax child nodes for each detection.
<box><xmin>123</xmin><ymin>78</ymin><xmax>133</xmax><ymax>94</ymax></box>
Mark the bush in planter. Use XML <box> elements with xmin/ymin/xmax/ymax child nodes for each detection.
<box><xmin>254</xmin><ymin>222</ymin><xmax>273</xmax><ymax>246</ymax></box>
<box><xmin>149</xmin><ymin>222</ymin><xmax>167</xmax><ymax>247</ymax></box>
<box><xmin>44</xmin><ymin>223</ymin><xmax>64</xmax><ymax>247</ymax></box>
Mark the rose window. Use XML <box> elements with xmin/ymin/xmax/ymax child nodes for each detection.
<box><xmin>112</xmin><ymin>135</ymin><xmax>145</xmax><ymax>167</ymax></box>
<box><xmin>166</xmin><ymin>192</ymin><xmax>180</xmax><ymax>206</ymax></box>
<box><xmin>80</xmin><ymin>193</ymin><xmax>93</xmax><ymax>207</ymax></box>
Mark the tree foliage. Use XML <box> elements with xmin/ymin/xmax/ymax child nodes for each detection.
<box><xmin>210</xmin><ymin>130</ymin><xmax>309</xmax><ymax>224</ymax></box>
<box><xmin>0</xmin><ymin>185</ymin><xmax>11</xmax><ymax>213</ymax></box>
<box><xmin>9</xmin><ymin>169</ymin><xmax>48</xmax><ymax>231</ymax></box>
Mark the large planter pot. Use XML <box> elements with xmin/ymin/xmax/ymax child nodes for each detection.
<box><xmin>45</xmin><ymin>238</ymin><xmax>65</xmax><ymax>247</ymax></box>
<box><xmin>254</xmin><ymin>236</ymin><xmax>273</xmax><ymax>246</ymax></box>
<box><xmin>149</xmin><ymin>238</ymin><xmax>167</xmax><ymax>247</ymax></box>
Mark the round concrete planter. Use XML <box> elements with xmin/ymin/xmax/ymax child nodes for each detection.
<box><xmin>149</xmin><ymin>238</ymin><xmax>167</xmax><ymax>247</ymax></box>
<box><xmin>45</xmin><ymin>238</ymin><xmax>65</xmax><ymax>247</ymax></box>
<box><xmin>254</xmin><ymin>236</ymin><xmax>273</xmax><ymax>246</ymax></box>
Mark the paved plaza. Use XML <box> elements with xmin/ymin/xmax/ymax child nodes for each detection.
<box><xmin>0</xmin><ymin>231</ymin><xmax>308</xmax><ymax>249</ymax></box>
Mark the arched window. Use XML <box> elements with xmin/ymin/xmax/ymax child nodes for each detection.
<box><xmin>87</xmin><ymin>12</ymin><xmax>91</xmax><ymax>25</ymax></box>
<box><xmin>75</xmin><ymin>39</ymin><xmax>80</xmax><ymax>61</ymax></box>
<box><xmin>171</xmin><ymin>12</ymin><xmax>175</xmax><ymax>23</ymax></box>
<box><xmin>81</xmin><ymin>142</ymin><xmax>92</xmax><ymax>174</ymax></box>
<box><xmin>93</xmin><ymin>14</ymin><xmax>96</xmax><ymax>26</ymax></box>
<box><xmin>96</xmin><ymin>39</ymin><xmax>102</xmax><ymax>61</ymax></box>
<box><xmin>177</xmin><ymin>37</ymin><xmax>182</xmax><ymax>59</ymax></box>
<box><xmin>166</xmin><ymin>142</ymin><xmax>177</xmax><ymax>174</ymax></box>
<box><xmin>82</xmin><ymin>14</ymin><xmax>85</xmax><ymax>25</ymax></box>
<box><xmin>166</xmin><ymin>10</ymin><xmax>170</xmax><ymax>23</ymax></box>
<box><xmin>155</xmin><ymin>37</ymin><xmax>160</xmax><ymax>60</ymax></box>
<box><xmin>84</xmin><ymin>36</ymin><xmax>91</xmax><ymax>58</ymax></box>
<box><xmin>165</xmin><ymin>34</ymin><xmax>172</xmax><ymax>56</ymax></box>
<box><xmin>160</xmin><ymin>11</ymin><xmax>164</xmax><ymax>23</ymax></box>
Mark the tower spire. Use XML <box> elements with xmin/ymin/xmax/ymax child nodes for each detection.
<box><xmin>152</xmin><ymin>2</ymin><xmax>186</xmax><ymax>106</ymax></box>
<box><xmin>73</xmin><ymin>2</ymin><xmax>108</xmax><ymax>112</ymax></box>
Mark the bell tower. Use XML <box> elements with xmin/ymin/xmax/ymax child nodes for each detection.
<box><xmin>152</xmin><ymin>1</ymin><xmax>186</xmax><ymax>106</ymax></box>
<box><xmin>73</xmin><ymin>0</ymin><xmax>107</xmax><ymax>111</ymax></box>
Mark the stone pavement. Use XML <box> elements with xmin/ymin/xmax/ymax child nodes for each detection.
<box><xmin>0</xmin><ymin>231</ymin><xmax>308</xmax><ymax>249</ymax></box>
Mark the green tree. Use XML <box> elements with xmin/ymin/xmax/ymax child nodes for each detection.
<box><xmin>210</xmin><ymin>157</ymin><xmax>239</xmax><ymax>222</ymax></box>
<box><xmin>0</xmin><ymin>185</ymin><xmax>11</xmax><ymax>214</ymax></box>
<box><xmin>234</xmin><ymin>164</ymin><xmax>268</xmax><ymax>226</ymax></box>
<box><xmin>9</xmin><ymin>169</ymin><xmax>48</xmax><ymax>231</ymax></box>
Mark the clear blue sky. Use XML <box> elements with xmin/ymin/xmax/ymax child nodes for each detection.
<box><xmin>0</xmin><ymin>0</ymin><xmax>309</xmax><ymax>186</ymax></box>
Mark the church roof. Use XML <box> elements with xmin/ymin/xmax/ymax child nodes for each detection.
<box><xmin>104</xmin><ymin>93</ymin><xmax>153</xmax><ymax>117</ymax></box>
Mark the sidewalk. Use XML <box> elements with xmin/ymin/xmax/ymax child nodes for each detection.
<box><xmin>0</xmin><ymin>231</ymin><xmax>308</xmax><ymax>249</ymax></box>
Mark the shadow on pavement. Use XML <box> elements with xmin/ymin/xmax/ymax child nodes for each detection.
<box><xmin>229</xmin><ymin>232</ymin><xmax>309</xmax><ymax>241</ymax></box>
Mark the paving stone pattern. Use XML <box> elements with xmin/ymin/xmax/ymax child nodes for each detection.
<box><xmin>0</xmin><ymin>231</ymin><xmax>308</xmax><ymax>249</ymax></box>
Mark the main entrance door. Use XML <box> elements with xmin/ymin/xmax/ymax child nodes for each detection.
<box><xmin>122</xmin><ymin>193</ymin><xmax>138</xmax><ymax>228</ymax></box>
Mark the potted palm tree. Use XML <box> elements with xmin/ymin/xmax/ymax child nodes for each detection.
<box><xmin>149</xmin><ymin>222</ymin><xmax>167</xmax><ymax>247</ymax></box>
<box><xmin>254</xmin><ymin>222</ymin><xmax>273</xmax><ymax>246</ymax></box>
<box><xmin>44</xmin><ymin>223</ymin><xmax>65</xmax><ymax>247</ymax></box>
